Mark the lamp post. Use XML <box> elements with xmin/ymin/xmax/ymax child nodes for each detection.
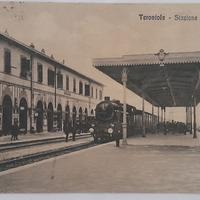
<box><xmin>121</xmin><ymin>68</ymin><xmax>128</xmax><ymax>145</ymax></box>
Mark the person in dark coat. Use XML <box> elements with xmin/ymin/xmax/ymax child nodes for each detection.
<box><xmin>63</xmin><ymin>119</ymin><xmax>73</xmax><ymax>142</ymax></box>
<box><xmin>63</xmin><ymin>120</ymin><xmax>69</xmax><ymax>142</ymax></box>
<box><xmin>11</xmin><ymin>119</ymin><xmax>19</xmax><ymax>141</ymax></box>
<box><xmin>114</xmin><ymin>123</ymin><xmax>122</xmax><ymax>147</ymax></box>
<box><xmin>72</xmin><ymin>120</ymin><xmax>77</xmax><ymax>141</ymax></box>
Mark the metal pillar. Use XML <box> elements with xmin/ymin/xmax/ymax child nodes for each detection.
<box><xmin>193</xmin><ymin>97</ymin><xmax>197</xmax><ymax>138</ymax></box>
<box><xmin>142</xmin><ymin>96</ymin><xmax>146</xmax><ymax>137</ymax></box>
<box><xmin>156</xmin><ymin>107</ymin><xmax>160</xmax><ymax>133</ymax></box>
<box><xmin>186</xmin><ymin>106</ymin><xmax>188</xmax><ymax>134</ymax></box>
<box><xmin>161</xmin><ymin>108</ymin><xmax>163</xmax><ymax>123</ymax></box>
<box><xmin>122</xmin><ymin>68</ymin><xmax>128</xmax><ymax>145</ymax></box>
<box><xmin>190</xmin><ymin>106</ymin><xmax>193</xmax><ymax>134</ymax></box>
<box><xmin>186</xmin><ymin>106</ymin><xmax>192</xmax><ymax>134</ymax></box>
<box><xmin>152</xmin><ymin>105</ymin><xmax>154</xmax><ymax>132</ymax></box>
<box><xmin>54</xmin><ymin>67</ymin><xmax>57</xmax><ymax>109</ymax></box>
<box><xmin>30</xmin><ymin>54</ymin><xmax>34</xmax><ymax>133</ymax></box>
<box><xmin>164</xmin><ymin>107</ymin><xmax>166</xmax><ymax>124</ymax></box>
<box><xmin>164</xmin><ymin>107</ymin><xmax>166</xmax><ymax>135</ymax></box>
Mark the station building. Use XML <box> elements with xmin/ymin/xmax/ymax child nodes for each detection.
<box><xmin>0</xmin><ymin>32</ymin><xmax>103</xmax><ymax>135</ymax></box>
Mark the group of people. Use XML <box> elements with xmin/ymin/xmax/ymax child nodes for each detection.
<box><xmin>63</xmin><ymin>119</ymin><xmax>77</xmax><ymax>142</ymax></box>
<box><xmin>157</xmin><ymin>121</ymin><xmax>187</xmax><ymax>134</ymax></box>
<box><xmin>9</xmin><ymin>118</ymin><xmax>83</xmax><ymax>142</ymax></box>
<box><xmin>10</xmin><ymin>119</ymin><xmax>19</xmax><ymax>141</ymax></box>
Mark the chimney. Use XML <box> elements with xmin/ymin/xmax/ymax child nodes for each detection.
<box><xmin>4</xmin><ymin>29</ymin><xmax>9</xmax><ymax>35</ymax></box>
<box><xmin>104</xmin><ymin>96</ymin><xmax>110</xmax><ymax>101</ymax></box>
<box><xmin>41</xmin><ymin>48</ymin><xmax>45</xmax><ymax>54</ymax></box>
<box><xmin>30</xmin><ymin>43</ymin><xmax>35</xmax><ymax>48</ymax></box>
<box><xmin>51</xmin><ymin>54</ymin><xmax>54</xmax><ymax>59</ymax></box>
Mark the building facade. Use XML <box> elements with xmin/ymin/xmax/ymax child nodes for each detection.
<box><xmin>0</xmin><ymin>32</ymin><xmax>103</xmax><ymax>135</ymax></box>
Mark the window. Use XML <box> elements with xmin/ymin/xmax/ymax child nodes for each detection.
<box><xmin>96</xmin><ymin>88</ymin><xmax>98</xmax><ymax>99</ymax></box>
<box><xmin>37</xmin><ymin>63</ymin><xmax>43</xmax><ymax>83</ymax></box>
<box><xmin>20</xmin><ymin>56</ymin><xmax>30</xmax><ymax>79</ymax></box>
<box><xmin>91</xmin><ymin>86</ymin><xmax>93</xmax><ymax>98</ymax></box>
<box><xmin>79</xmin><ymin>81</ymin><xmax>83</xmax><ymax>95</ymax></box>
<box><xmin>66</xmin><ymin>75</ymin><xmax>69</xmax><ymax>91</ymax></box>
<box><xmin>48</xmin><ymin>69</ymin><xmax>55</xmax><ymax>87</ymax></box>
<box><xmin>99</xmin><ymin>90</ymin><xmax>102</xmax><ymax>100</ymax></box>
<box><xmin>4</xmin><ymin>49</ymin><xmax>11</xmax><ymax>74</ymax></box>
<box><xmin>85</xmin><ymin>84</ymin><xmax>90</xmax><ymax>96</ymax></box>
<box><xmin>57</xmin><ymin>73</ymin><xmax>63</xmax><ymax>89</ymax></box>
<box><xmin>73</xmin><ymin>78</ymin><xmax>76</xmax><ymax>93</ymax></box>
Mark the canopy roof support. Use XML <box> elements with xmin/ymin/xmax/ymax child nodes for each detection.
<box><xmin>94</xmin><ymin>50</ymin><xmax>200</xmax><ymax>107</ymax></box>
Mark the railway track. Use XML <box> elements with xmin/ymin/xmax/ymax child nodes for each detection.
<box><xmin>0</xmin><ymin>141</ymin><xmax>97</xmax><ymax>172</ymax></box>
<box><xmin>0</xmin><ymin>133</ymin><xmax>91</xmax><ymax>152</ymax></box>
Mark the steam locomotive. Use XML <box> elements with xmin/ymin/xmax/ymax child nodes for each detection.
<box><xmin>89</xmin><ymin>97</ymin><xmax>158</xmax><ymax>143</ymax></box>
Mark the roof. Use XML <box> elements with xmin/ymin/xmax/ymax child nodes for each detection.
<box><xmin>93</xmin><ymin>50</ymin><xmax>200</xmax><ymax>67</ymax></box>
<box><xmin>93</xmin><ymin>49</ymin><xmax>200</xmax><ymax>107</ymax></box>
<box><xmin>0</xmin><ymin>32</ymin><xmax>103</xmax><ymax>87</ymax></box>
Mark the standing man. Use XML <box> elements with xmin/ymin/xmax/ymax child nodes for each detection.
<box><xmin>63</xmin><ymin>119</ymin><xmax>69</xmax><ymax>142</ymax></box>
<box><xmin>115</xmin><ymin>120</ymin><xmax>122</xmax><ymax>147</ymax></box>
<box><xmin>72</xmin><ymin>119</ymin><xmax>77</xmax><ymax>141</ymax></box>
<box><xmin>115</xmin><ymin>130</ymin><xmax>121</xmax><ymax>147</ymax></box>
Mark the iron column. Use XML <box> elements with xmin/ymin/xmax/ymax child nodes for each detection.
<box><xmin>193</xmin><ymin>96</ymin><xmax>197</xmax><ymax>138</ymax></box>
<box><xmin>54</xmin><ymin>66</ymin><xmax>57</xmax><ymax>109</ymax></box>
<box><xmin>142</xmin><ymin>95</ymin><xmax>146</xmax><ymax>137</ymax></box>
<box><xmin>152</xmin><ymin>105</ymin><xmax>154</xmax><ymax>132</ymax></box>
<box><xmin>30</xmin><ymin>54</ymin><xmax>34</xmax><ymax>133</ymax></box>
<box><xmin>122</xmin><ymin>68</ymin><xmax>127</xmax><ymax>145</ymax></box>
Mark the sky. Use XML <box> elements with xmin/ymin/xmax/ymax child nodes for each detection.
<box><xmin>1</xmin><ymin>2</ymin><xmax>200</xmax><ymax>122</ymax></box>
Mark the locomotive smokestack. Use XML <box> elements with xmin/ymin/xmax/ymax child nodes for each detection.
<box><xmin>104</xmin><ymin>96</ymin><xmax>110</xmax><ymax>101</ymax></box>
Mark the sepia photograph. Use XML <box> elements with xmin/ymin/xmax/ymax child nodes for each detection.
<box><xmin>0</xmin><ymin>1</ymin><xmax>200</xmax><ymax>197</ymax></box>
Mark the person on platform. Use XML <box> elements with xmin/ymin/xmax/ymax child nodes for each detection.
<box><xmin>114</xmin><ymin>116</ymin><xmax>122</xmax><ymax>147</ymax></box>
<box><xmin>115</xmin><ymin>129</ymin><xmax>121</xmax><ymax>147</ymax></box>
<box><xmin>11</xmin><ymin>119</ymin><xmax>19</xmax><ymax>141</ymax></box>
<box><xmin>72</xmin><ymin>120</ymin><xmax>77</xmax><ymax>141</ymax></box>
<box><xmin>63</xmin><ymin>119</ymin><xmax>73</xmax><ymax>142</ymax></box>
<box><xmin>63</xmin><ymin>119</ymin><xmax>69</xmax><ymax>142</ymax></box>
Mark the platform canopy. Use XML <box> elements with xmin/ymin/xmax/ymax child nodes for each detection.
<box><xmin>93</xmin><ymin>49</ymin><xmax>200</xmax><ymax>107</ymax></box>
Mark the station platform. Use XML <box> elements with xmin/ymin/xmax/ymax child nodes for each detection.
<box><xmin>0</xmin><ymin>131</ymin><xmax>65</xmax><ymax>145</ymax></box>
<box><xmin>125</xmin><ymin>131</ymin><xmax>200</xmax><ymax>147</ymax></box>
<box><xmin>0</xmin><ymin>131</ymin><xmax>92</xmax><ymax>162</ymax></box>
<box><xmin>0</xmin><ymin>132</ymin><xmax>200</xmax><ymax>193</ymax></box>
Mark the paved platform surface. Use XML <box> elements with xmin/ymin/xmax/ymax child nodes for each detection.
<box><xmin>0</xmin><ymin>136</ymin><xmax>93</xmax><ymax>162</ymax></box>
<box><xmin>0</xmin><ymin>131</ymin><xmax>92</xmax><ymax>162</ymax></box>
<box><xmin>0</xmin><ymin>131</ymin><xmax>65</xmax><ymax>145</ymax></box>
<box><xmin>0</xmin><ymin>132</ymin><xmax>200</xmax><ymax>193</ymax></box>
